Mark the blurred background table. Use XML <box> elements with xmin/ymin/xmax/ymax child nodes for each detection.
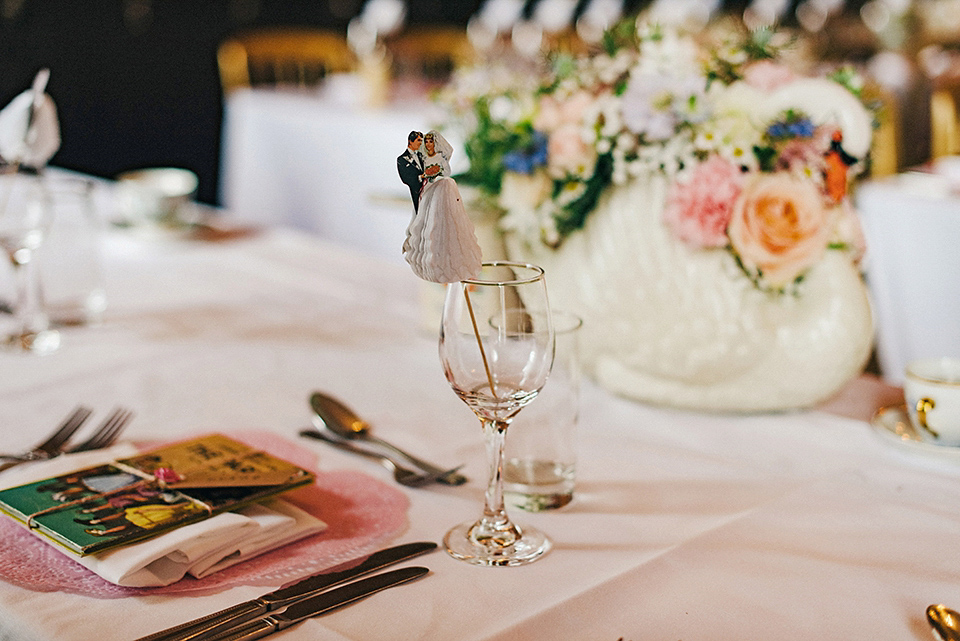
<box><xmin>856</xmin><ymin>163</ymin><xmax>960</xmax><ymax>384</ymax></box>
<box><xmin>219</xmin><ymin>84</ymin><xmax>445</xmax><ymax>264</ymax></box>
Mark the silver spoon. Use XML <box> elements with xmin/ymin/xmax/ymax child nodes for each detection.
<box><xmin>309</xmin><ymin>392</ymin><xmax>467</xmax><ymax>486</ymax></box>
<box><xmin>928</xmin><ymin>604</ymin><xmax>960</xmax><ymax>641</ymax></box>
<box><xmin>298</xmin><ymin>428</ymin><xmax>461</xmax><ymax>488</ymax></box>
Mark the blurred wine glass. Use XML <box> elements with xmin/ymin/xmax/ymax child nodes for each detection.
<box><xmin>0</xmin><ymin>170</ymin><xmax>60</xmax><ymax>353</ymax></box>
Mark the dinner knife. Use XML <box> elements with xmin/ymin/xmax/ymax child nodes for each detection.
<box><xmin>133</xmin><ymin>541</ymin><xmax>437</xmax><ymax>641</ymax></box>
<box><xmin>203</xmin><ymin>566</ymin><xmax>429</xmax><ymax>641</ymax></box>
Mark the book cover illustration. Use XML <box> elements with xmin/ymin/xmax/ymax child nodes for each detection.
<box><xmin>0</xmin><ymin>434</ymin><xmax>315</xmax><ymax>556</ymax></box>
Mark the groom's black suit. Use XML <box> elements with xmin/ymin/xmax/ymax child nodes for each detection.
<box><xmin>397</xmin><ymin>148</ymin><xmax>424</xmax><ymax>212</ymax></box>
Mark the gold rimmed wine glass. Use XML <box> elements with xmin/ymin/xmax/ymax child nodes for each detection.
<box><xmin>439</xmin><ymin>261</ymin><xmax>554</xmax><ymax>566</ymax></box>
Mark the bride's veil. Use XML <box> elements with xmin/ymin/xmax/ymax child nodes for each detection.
<box><xmin>426</xmin><ymin>130</ymin><xmax>454</xmax><ymax>160</ymax></box>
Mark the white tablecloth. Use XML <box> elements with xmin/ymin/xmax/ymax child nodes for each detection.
<box><xmin>0</xmin><ymin>221</ymin><xmax>958</xmax><ymax>641</ymax></box>
<box><xmin>220</xmin><ymin>86</ymin><xmax>450</xmax><ymax>266</ymax></box>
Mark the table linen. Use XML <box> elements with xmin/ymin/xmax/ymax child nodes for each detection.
<box><xmin>0</xmin><ymin>220</ymin><xmax>957</xmax><ymax>640</ymax></box>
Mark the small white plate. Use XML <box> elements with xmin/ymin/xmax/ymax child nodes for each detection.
<box><xmin>870</xmin><ymin>404</ymin><xmax>960</xmax><ymax>462</ymax></box>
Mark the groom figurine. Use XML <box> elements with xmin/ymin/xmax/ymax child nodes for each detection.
<box><xmin>397</xmin><ymin>130</ymin><xmax>424</xmax><ymax>213</ymax></box>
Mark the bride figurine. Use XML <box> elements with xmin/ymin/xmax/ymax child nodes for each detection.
<box><xmin>401</xmin><ymin>130</ymin><xmax>482</xmax><ymax>283</ymax></box>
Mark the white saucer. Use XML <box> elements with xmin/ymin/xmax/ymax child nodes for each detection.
<box><xmin>870</xmin><ymin>404</ymin><xmax>960</xmax><ymax>462</ymax></box>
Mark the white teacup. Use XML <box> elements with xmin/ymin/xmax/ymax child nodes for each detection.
<box><xmin>904</xmin><ymin>357</ymin><xmax>960</xmax><ymax>445</ymax></box>
<box><xmin>114</xmin><ymin>167</ymin><xmax>198</xmax><ymax>228</ymax></box>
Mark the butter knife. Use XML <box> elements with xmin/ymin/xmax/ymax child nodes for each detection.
<box><xmin>133</xmin><ymin>541</ymin><xmax>437</xmax><ymax>641</ymax></box>
<box><xmin>203</xmin><ymin>566</ymin><xmax>429</xmax><ymax>641</ymax></box>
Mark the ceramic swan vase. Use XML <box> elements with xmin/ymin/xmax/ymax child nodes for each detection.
<box><xmin>505</xmin><ymin>174</ymin><xmax>873</xmax><ymax>412</ymax></box>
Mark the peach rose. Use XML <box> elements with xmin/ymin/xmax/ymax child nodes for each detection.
<box><xmin>727</xmin><ymin>174</ymin><xmax>831</xmax><ymax>287</ymax></box>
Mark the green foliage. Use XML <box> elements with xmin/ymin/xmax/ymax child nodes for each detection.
<box><xmin>459</xmin><ymin>96</ymin><xmax>535</xmax><ymax>195</ymax></box>
<box><xmin>602</xmin><ymin>18</ymin><xmax>640</xmax><ymax>56</ymax></box>
<box><xmin>552</xmin><ymin>153</ymin><xmax>615</xmax><ymax>240</ymax></box>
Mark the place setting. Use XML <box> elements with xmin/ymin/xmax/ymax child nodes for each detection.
<box><xmin>0</xmin><ymin>410</ymin><xmax>420</xmax><ymax>591</ymax></box>
<box><xmin>0</xmin><ymin>419</ymin><xmax>437</xmax><ymax>641</ymax></box>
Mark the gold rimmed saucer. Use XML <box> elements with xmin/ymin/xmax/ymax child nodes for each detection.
<box><xmin>870</xmin><ymin>404</ymin><xmax>960</xmax><ymax>461</ymax></box>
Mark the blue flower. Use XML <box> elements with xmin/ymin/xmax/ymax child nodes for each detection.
<box><xmin>767</xmin><ymin>122</ymin><xmax>789</xmax><ymax>138</ymax></box>
<box><xmin>787</xmin><ymin>118</ymin><xmax>815</xmax><ymax>137</ymax></box>
<box><xmin>503</xmin><ymin>131</ymin><xmax>548</xmax><ymax>174</ymax></box>
<box><xmin>767</xmin><ymin>117</ymin><xmax>815</xmax><ymax>139</ymax></box>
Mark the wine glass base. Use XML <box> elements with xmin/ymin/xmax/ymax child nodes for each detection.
<box><xmin>4</xmin><ymin>328</ymin><xmax>60</xmax><ymax>354</ymax></box>
<box><xmin>444</xmin><ymin>520</ymin><xmax>552</xmax><ymax>566</ymax></box>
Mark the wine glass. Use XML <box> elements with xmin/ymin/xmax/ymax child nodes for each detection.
<box><xmin>0</xmin><ymin>170</ymin><xmax>60</xmax><ymax>353</ymax></box>
<box><xmin>440</xmin><ymin>261</ymin><xmax>555</xmax><ymax>566</ymax></box>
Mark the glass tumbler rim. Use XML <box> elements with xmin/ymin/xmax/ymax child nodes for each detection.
<box><xmin>461</xmin><ymin>261</ymin><xmax>545</xmax><ymax>287</ymax></box>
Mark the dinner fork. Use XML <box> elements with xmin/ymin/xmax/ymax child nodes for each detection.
<box><xmin>299</xmin><ymin>428</ymin><xmax>463</xmax><ymax>488</ymax></box>
<box><xmin>0</xmin><ymin>405</ymin><xmax>93</xmax><ymax>463</ymax></box>
<box><xmin>66</xmin><ymin>407</ymin><xmax>134</xmax><ymax>453</ymax></box>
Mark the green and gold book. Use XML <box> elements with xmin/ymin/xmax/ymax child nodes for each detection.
<box><xmin>0</xmin><ymin>434</ymin><xmax>314</xmax><ymax>556</ymax></box>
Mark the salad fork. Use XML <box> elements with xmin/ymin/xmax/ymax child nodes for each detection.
<box><xmin>0</xmin><ymin>405</ymin><xmax>92</xmax><ymax>464</ymax></box>
<box><xmin>66</xmin><ymin>407</ymin><xmax>134</xmax><ymax>453</ymax></box>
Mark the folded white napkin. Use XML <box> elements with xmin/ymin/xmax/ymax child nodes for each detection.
<box><xmin>0</xmin><ymin>445</ymin><xmax>327</xmax><ymax>588</ymax></box>
<box><xmin>0</xmin><ymin>70</ymin><xmax>60</xmax><ymax>167</ymax></box>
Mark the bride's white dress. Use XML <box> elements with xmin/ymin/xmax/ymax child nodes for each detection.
<box><xmin>403</xmin><ymin>134</ymin><xmax>482</xmax><ymax>283</ymax></box>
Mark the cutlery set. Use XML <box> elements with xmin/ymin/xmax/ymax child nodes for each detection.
<box><xmin>299</xmin><ymin>428</ymin><xmax>459</xmax><ymax>487</ymax></box>
<box><xmin>134</xmin><ymin>541</ymin><xmax>437</xmax><ymax>641</ymax></box>
<box><xmin>0</xmin><ymin>405</ymin><xmax>133</xmax><ymax>473</ymax></box>
<box><xmin>3</xmin><ymin>393</ymin><xmax>456</xmax><ymax>488</ymax></box>
<box><xmin>301</xmin><ymin>391</ymin><xmax>467</xmax><ymax>488</ymax></box>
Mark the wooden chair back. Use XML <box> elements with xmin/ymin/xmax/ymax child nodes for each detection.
<box><xmin>385</xmin><ymin>26</ymin><xmax>475</xmax><ymax>82</ymax></box>
<box><xmin>217</xmin><ymin>28</ymin><xmax>356</xmax><ymax>93</ymax></box>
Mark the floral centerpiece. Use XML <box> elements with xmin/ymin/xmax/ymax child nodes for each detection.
<box><xmin>440</xmin><ymin>20</ymin><xmax>877</xmax><ymax>412</ymax></box>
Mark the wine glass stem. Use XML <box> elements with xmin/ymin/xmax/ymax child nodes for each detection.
<box><xmin>470</xmin><ymin>418</ymin><xmax>521</xmax><ymax>547</ymax></box>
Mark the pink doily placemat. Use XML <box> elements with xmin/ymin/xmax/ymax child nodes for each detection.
<box><xmin>0</xmin><ymin>431</ymin><xmax>410</xmax><ymax>598</ymax></box>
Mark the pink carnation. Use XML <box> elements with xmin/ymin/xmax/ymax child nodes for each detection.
<box><xmin>664</xmin><ymin>155</ymin><xmax>744</xmax><ymax>248</ymax></box>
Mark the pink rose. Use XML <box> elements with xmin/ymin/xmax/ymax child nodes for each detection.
<box><xmin>534</xmin><ymin>90</ymin><xmax>594</xmax><ymax>133</ymax></box>
<box><xmin>534</xmin><ymin>94</ymin><xmax>563</xmax><ymax>131</ymax></box>
<box><xmin>743</xmin><ymin>60</ymin><xmax>796</xmax><ymax>92</ymax></box>
<box><xmin>728</xmin><ymin>174</ymin><xmax>831</xmax><ymax>286</ymax></box>
<box><xmin>664</xmin><ymin>155</ymin><xmax>743</xmax><ymax>248</ymax></box>
<box><xmin>560</xmin><ymin>90</ymin><xmax>594</xmax><ymax>124</ymax></box>
<box><xmin>547</xmin><ymin>122</ymin><xmax>594</xmax><ymax>177</ymax></box>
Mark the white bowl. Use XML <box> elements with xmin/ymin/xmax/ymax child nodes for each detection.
<box><xmin>115</xmin><ymin>167</ymin><xmax>198</xmax><ymax>227</ymax></box>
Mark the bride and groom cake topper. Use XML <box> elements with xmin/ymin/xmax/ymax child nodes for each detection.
<box><xmin>397</xmin><ymin>129</ymin><xmax>482</xmax><ymax>284</ymax></box>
